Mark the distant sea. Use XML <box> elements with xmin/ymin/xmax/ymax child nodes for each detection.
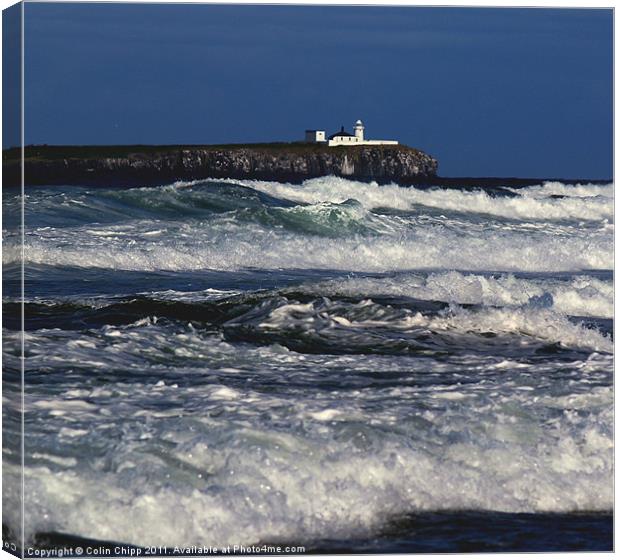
<box><xmin>3</xmin><ymin>176</ymin><xmax>613</xmax><ymax>554</ymax></box>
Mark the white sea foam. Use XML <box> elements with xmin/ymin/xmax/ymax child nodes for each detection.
<box><xmin>250</xmin><ymin>298</ymin><xmax>612</xmax><ymax>353</ymax></box>
<box><xmin>234</xmin><ymin>177</ymin><xmax>614</xmax><ymax>222</ymax></box>
<box><xmin>514</xmin><ymin>181</ymin><xmax>615</xmax><ymax>199</ymax></box>
<box><xmin>7</xmin><ymin>178</ymin><xmax>612</xmax><ymax>273</ymax></box>
<box><xmin>4</xmin><ymin>178</ymin><xmax>614</xmax><ymax>275</ymax></box>
<box><xmin>3</xmin><ymin>337</ymin><xmax>612</xmax><ymax>546</ymax></box>
<box><xmin>302</xmin><ymin>272</ymin><xmax>613</xmax><ymax>318</ymax></box>
<box><xmin>6</xmin><ymin>215</ymin><xmax>613</xmax><ymax>273</ymax></box>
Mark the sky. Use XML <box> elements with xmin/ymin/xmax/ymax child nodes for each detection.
<box><xmin>6</xmin><ymin>3</ymin><xmax>614</xmax><ymax>178</ymax></box>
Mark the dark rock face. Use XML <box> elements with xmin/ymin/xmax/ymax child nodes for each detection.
<box><xmin>4</xmin><ymin>145</ymin><xmax>438</xmax><ymax>187</ymax></box>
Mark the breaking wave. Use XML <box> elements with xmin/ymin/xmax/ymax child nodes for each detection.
<box><xmin>235</xmin><ymin>177</ymin><xmax>614</xmax><ymax>221</ymax></box>
<box><xmin>6</xmin><ymin>222</ymin><xmax>610</xmax><ymax>273</ymax></box>
<box><xmin>5</xmin><ymin>178</ymin><xmax>613</xmax><ymax>274</ymax></box>
<box><xmin>300</xmin><ymin>271</ymin><xmax>613</xmax><ymax>319</ymax></box>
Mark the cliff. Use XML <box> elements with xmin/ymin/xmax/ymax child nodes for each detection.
<box><xmin>3</xmin><ymin>143</ymin><xmax>438</xmax><ymax>187</ymax></box>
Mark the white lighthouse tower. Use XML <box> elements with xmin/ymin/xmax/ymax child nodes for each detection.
<box><xmin>354</xmin><ymin>119</ymin><xmax>365</xmax><ymax>142</ymax></box>
<box><xmin>310</xmin><ymin>119</ymin><xmax>398</xmax><ymax>147</ymax></box>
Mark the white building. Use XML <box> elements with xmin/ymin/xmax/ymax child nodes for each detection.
<box><xmin>327</xmin><ymin>126</ymin><xmax>357</xmax><ymax>146</ymax></box>
<box><xmin>305</xmin><ymin>130</ymin><xmax>326</xmax><ymax>143</ymax></box>
<box><xmin>305</xmin><ymin>120</ymin><xmax>398</xmax><ymax>147</ymax></box>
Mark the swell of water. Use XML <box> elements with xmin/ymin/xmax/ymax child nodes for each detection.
<box><xmin>300</xmin><ymin>271</ymin><xmax>614</xmax><ymax>319</ymax></box>
<box><xmin>2</xmin><ymin>177</ymin><xmax>613</xmax><ymax>549</ymax></box>
<box><xmin>3</xmin><ymin>180</ymin><xmax>613</xmax><ymax>273</ymax></box>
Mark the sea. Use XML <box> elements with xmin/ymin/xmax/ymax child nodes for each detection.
<box><xmin>2</xmin><ymin>176</ymin><xmax>614</xmax><ymax>554</ymax></box>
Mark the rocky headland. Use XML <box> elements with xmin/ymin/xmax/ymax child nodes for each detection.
<box><xmin>3</xmin><ymin>143</ymin><xmax>438</xmax><ymax>187</ymax></box>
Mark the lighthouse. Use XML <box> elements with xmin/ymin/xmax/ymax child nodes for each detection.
<box><xmin>304</xmin><ymin>119</ymin><xmax>398</xmax><ymax>146</ymax></box>
<box><xmin>354</xmin><ymin>119</ymin><xmax>365</xmax><ymax>142</ymax></box>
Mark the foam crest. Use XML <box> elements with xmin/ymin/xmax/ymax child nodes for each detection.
<box><xmin>239</xmin><ymin>297</ymin><xmax>612</xmax><ymax>354</ymax></box>
<box><xmin>424</xmin><ymin>305</ymin><xmax>612</xmax><ymax>353</ymax></box>
<box><xmin>518</xmin><ymin>181</ymin><xmax>614</xmax><ymax>199</ymax></box>
<box><xmin>304</xmin><ymin>272</ymin><xmax>613</xmax><ymax>318</ymax></box>
<box><xmin>10</xmin><ymin>422</ymin><xmax>610</xmax><ymax>547</ymax></box>
<box><xmin>240</xmin><ymin>177</ymin><xmax>614</xmax><ymax>222</ymax></box>
<box><xmin>7</xmin><ymin>217</ymin><xmax>613</xmax><ymax>273</ymax></box>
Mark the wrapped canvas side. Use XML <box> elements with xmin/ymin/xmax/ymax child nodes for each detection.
<box><xmin>3</xmin><ymin>2</ymin><xmax>24</xmax><ymax>558</ymax></box>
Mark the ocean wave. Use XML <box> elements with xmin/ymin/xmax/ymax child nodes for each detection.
<box><xmin>236</xmin><ymin>177</ymin><xmax>614</xmax><ymax>222</ymax></box>
<box><xmin>234</xmin><ymin>198</ymin><xmax>394</xmax><ymax>237</ymax></box>
<box><xmin>8</xmin><ymin>179</ymin><xmax>614</xmax><ymax>233</ymax></box>
<box><xmin>513</xmin><ymin>181</ymin><xmax>615</xmax><ymax>199</ymax></box>
<box><xmin>10</xmin><ymin>183</ymin><xmax>296</xmax><ymax>229</ymax></box>
<box><xmin>5</xmin><ymin>214</ymin><xmax>612</xmax><ymax>273</ymax></box>
<box><xmin>224</xmin><ymin>297</ymin><xmax>612</xmax><ymax>354</ymax></box>
<box><xmin>300</xmin><ymin>272</ymin><xmax>613</xmax><ymax>319</ymax></box>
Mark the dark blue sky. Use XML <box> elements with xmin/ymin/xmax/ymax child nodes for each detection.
<box><xmin>16</xmin><ymin>3</ymin><xmax>614</xmax><ymax>177</ymax></box>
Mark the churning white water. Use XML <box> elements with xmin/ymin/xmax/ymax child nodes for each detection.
<box><xmin>2</xmin><ymin>177</ymin><xmax>613</xmax><ymax>548</ymax></box>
